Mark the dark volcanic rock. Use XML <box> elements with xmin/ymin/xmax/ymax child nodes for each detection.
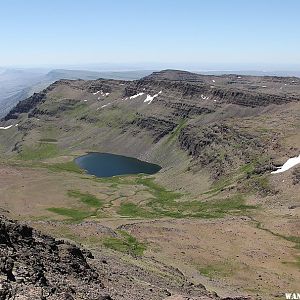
<box><xmin>0</xmin><ymin>215</ymin><xmax>109</xmax><ymax>299</ymax></box>
<box><xmin>131</xmin><ymin>115</ymin><xmax>177</xmax><ymax>142</ymax></box>
<box><xmin>178</xmin><ymin>123</ymin><xmax>265</xmax><ymax>179</ymax></box>
<box><xmin>3</xmin><ymin>91</ymin><xmax>47</xmax><ymax>120</ymax></box>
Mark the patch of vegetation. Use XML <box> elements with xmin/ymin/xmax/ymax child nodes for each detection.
<box><xmin>47</xmin><ymin>207</ymin><xmax>94</xmax><ymax>222</ymax></box>
<box><xmin>118</xmin><ymin>202</ymin><xmax>159</xmax><ymax>219</ymax></box>
<box><xmin>66</xmin><ymin>103</ymin><xmax>87</xmax><ymax>117</ymax></box>
<box><xmin>118</xmin><ymin>177</ymin><xmax>256</xmax><ymax>219</ymax></box>
<box><xmin>67</xmin><ymin>190</ymin><xmax>103</xmax><ymax>207</ymax></box>
<box><xmin>47</xmin><ymin>161</ymin><xmax>84</xmax><ymax>174</ymax></box>
<box><xmin>202</xmin><ymin>176</ymin><xmax>233</xmax><ymax>196</ymax></box>
<box><xmin>103</xmin><ymin>230</ymin><xmax>146</xmax><ymax>256</ymax></box>
<box><xmin>239</xmin><ymin>162</ymin><xmax>255</xmax><ymax>175</ymax></box>
<box><xmin>19</xmin><ymin>143</ymin><xmax>59</xmax><ymax>160</ymax></box>
<box><xmin>96</xmin><ymin>108</ymin><xmax>138</xmax><ymax>128</ymax></box>
<box><xmin>96</xmin><ymin>175</ymin><xmax>136</xmax><ymax>186</ymax></box>
<box><xmin>39</xmin><ymin>138</ymin><xmax>58</xmax><ymax>143</ymax></box>
<box><xmin>244</xmin><ymin>175</ymin><xmax>274</xmax><ymax>196</ymax></box>
<box><xmin>136</xmin><ymin>177</ymin><xmax>182</xmax><ymax>205</ymax></box>
<box><xmin>198</xmin><ymin>260</ymin><xmax>238</xmax><ymax>279</ymax></box>
<box><xmin>167</xmin><ymin>119</ymin><xmax>187</xmax><ymax>143</ymax></box>
<box><xmin>285</xmin><ymin>236</ymin><xmax>300</xmax><ymax>247</ymax></box>
<box><xmin>282</xmin><ymin>256</ymin><xmax>300</xmax><ymax>269</ymax></box>
<box><xmin>190</xmin><ymin>194</ymin><xmax>257</xmax><ymax>218</ymax></box>
<box><xmin>255</xmin><ymin>220</ymin><xmax>300</xmax><ymax>251</ymax></box>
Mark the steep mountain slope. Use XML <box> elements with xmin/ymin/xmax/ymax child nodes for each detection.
<box><xmin>2</xmin><ymin>69</ymin><xmax>300</xmax><ymax>184</ymax></box>
<box><xmin>0</xmin><ymin>69</ymin><xmax>153</xmax><ymax>118</ymax></box>
<box><xmin>0</xmin><ymin>70</ymin><xmax>299</xmax><ymax>299</ymax></box>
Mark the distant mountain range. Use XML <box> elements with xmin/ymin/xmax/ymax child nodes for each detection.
<box><xmin>0</xmin><ymin>68</ymin><xmax>154</xmax><ymax>118</ymax></box>
<box><xmin>1</xmin><ymin>67</ymin><xmax>299</xmax><ymax>119</ymax></box>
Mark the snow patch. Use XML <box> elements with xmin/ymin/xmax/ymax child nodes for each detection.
<box><xmin>130</xmin><ymin>92</ymin><xmax>144</xmax><ymax>99</ymax></box>
<box><xmin>144</xmin><ymin>91</ymin><xmax>162</xmax><ymax>104</ymax></box>
<box><xmin>83</xmin><ymin>99</ymin><xmax>88</xmax><ymax>102</ymax></box>
<box><xmin>201</xmin><ymin>94</ymin><xmax>208</xmax><ymax>100</ymax></box>
<box><xmin>0</xmin><ymin>125</ymin><xmax>13</xmax><ymax>130</ymax></box>
<box><xmin>212</xmin><ymin>79</ymin><xmax>215</xmax><ymax>83</ymax></box>
<box><xmin>101</xmin><ymin>103</ymin><xmax>111</xmax><ymax>108</ymax></box>
<box><xmin>262</xmin><ymin>85</ymin><xmax>267</xmax><ymax>88</ymax></box>
<box><xmin>271</xmin><ymin>154</ymin><xmax>300</xmax><ymax>174</ymax></box>
<box><xmin>93</xmin><ymin>91</ymin><xmax>100</xmax><ymax>95</ymax></box>
<box><xmin>105</xmin><ymin>93</ymin><xmax>110</xmax><ymax>96</ymax></box>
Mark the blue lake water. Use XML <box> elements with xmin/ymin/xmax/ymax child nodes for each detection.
<box><xmin>74</xmin><ymin>152</ymin><xmax>161</xmax><ymax>177</ymax></box>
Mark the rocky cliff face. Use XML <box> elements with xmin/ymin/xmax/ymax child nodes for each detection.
<box><xmin>4</xmin><ymin>69</ymin><xmax>300</xmax><ymax>123</ymax></box>
<box><xmin>0</xmin><ymin>69</ymin><xmax>299</xmax><ymax>181</ymax></box>
<box><xmin>139</xmin><ymin>70</ymin><xmax>300</xmax><ymax>107</ymax></box>
<box><xmin>177</xmin><ymin>122</ymin><xmax>277</xmax><ymax>179</ymax></box>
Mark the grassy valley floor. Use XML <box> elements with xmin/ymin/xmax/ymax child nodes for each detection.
<box><xmin>0</xmin><ymin>154</ymin><xmax>299</xmax><ymax>300</ymax></box>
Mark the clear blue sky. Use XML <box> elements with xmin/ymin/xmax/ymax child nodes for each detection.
<box><xmin>0</xmin><ymin>0</ymin><xmax>299</xmax><ymax>70</ymax></box>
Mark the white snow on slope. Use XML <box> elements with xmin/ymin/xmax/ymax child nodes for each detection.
<box><xmin>130</xmin><ymin>92</ymin><xmax>144</xmax><ymax>99</ymax></box>
<box><xmin>271</xmin><ymin>154</ymin><xmax>300</xmax><ymax>174</ymax></box>
<box><xmin>101</xmin><ymin>103</ymin><xmax>111</xmax><ymax>108</ymax></box>
<box><xmin>212</xmin><ymin>79</ymin><xmax>215</xmax><ymax>83</ymax></box>
<box><xmin>144</xmin><ymin>91</ymin><xmax>162</xmax><ymax>104</ymax></box>
<box><xmin>93</xmin><ymin>91</ymin><xmax>100</xmax><ymax>95</ymax></box>
<box><xmin>0</xmin><ymin>125</ymin><xmax>13</xmax><ymax>130</ymax></box>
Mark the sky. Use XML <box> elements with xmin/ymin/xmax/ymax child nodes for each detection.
<box><xmin>0</xmin><ymin>0</ymin><xmax>299</xmax><ymax>70</ymax></box>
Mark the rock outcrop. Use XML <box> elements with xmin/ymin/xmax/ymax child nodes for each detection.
<box><xmin>0</xmin><ymin>215</ymin><xmax>109</xmax><ymax>299</ymax></box>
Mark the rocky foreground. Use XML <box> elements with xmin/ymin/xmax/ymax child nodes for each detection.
<box><xmin>0</xmin><ymin>215</ymin><xmax>250</xmax><ymax>300</ymax></box>
<box><xmin>0</xmin><ymin>214</ymin><xmax>110</xmax><ymax>299</ymax></box>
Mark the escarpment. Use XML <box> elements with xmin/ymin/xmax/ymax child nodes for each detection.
<box><xmin>1</xmin><ymin>69</ymin><xmax>299</xmax><ymax>180</ymax></box>
<box><xmin>178</xmin><ymin>122</ymin><xmax>277</xmax><ymax>179</ymax></box>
